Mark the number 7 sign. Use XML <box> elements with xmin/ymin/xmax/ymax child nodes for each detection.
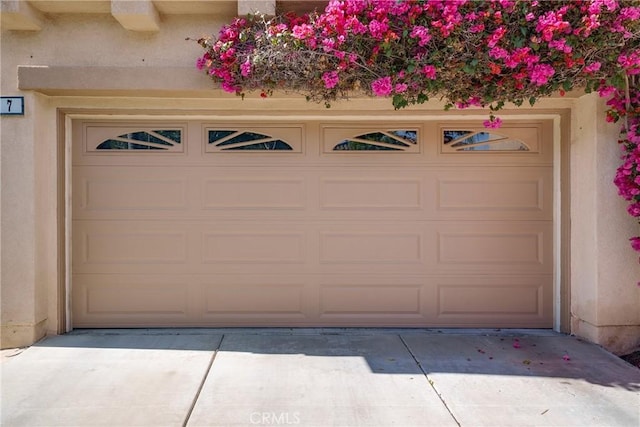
<box><xmin>1</xmin><ymin>97</ymin><xmax>25</xmax><ymax>115</ymax></box>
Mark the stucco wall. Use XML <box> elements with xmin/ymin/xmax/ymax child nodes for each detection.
<box><xmin>571</xmin><ymin>93</ymin><xmax>640</xmax><ymax>354</ymax></box>
<box><xmin>1</xmin><ymin>90</ymin><xmax>41</xmax><ymax>346</ymax></box>
<box><xmin>1</xmin><ymin>9</ymin><xmax>639</xmax><ymax>352</ymax></box>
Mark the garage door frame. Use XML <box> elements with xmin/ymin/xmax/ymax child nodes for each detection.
<box><xmin>54</xmin><ymin>108</ymin><xmax>571</xmax><ymax>333</ymax></box>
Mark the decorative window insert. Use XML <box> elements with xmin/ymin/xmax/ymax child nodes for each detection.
<box><xmin>94</xmin><ymin>130</ymin><xmax>182</xmax><ymax>151</ymax></box>
<box><xmin>330</xmin><ymin>130</ymin><xmax>419</xmax><ymax>152</ymax></box>
<box><xmin>442</xmin><ymin>130</ymin><xmax>530</xmax><ymax>152</ymax></box>
<box><xmin>205</xmin><ymin>127</ymin><xmax>303</xmax><ymax>152</ymax></box>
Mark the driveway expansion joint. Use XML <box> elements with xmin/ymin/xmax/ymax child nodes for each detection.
<box><xmin>399</xmin><ymin>334</ymin><xmax>462</xmax><ymax>427</ymax></box>
<box><xmin>182</xmin><ymin>334</ymin><xmax>225</xmax><ymax>427</ymax></box>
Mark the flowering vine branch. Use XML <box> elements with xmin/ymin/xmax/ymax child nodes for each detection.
<box><xmin>194</xmin><ymin>0</ymin><xmax>640</xmax><ymax>256</ymax></box>
<box><xmin>612</xmin><ymin>75</ymin><xmax>640</xmax><ymax>253</ymax></box>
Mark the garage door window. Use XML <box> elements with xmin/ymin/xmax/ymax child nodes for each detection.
<box><xmin>333</xmin><ymin>130</ymin><xmax>418</xmax><ymax>152</ymax></box>
<box><xmin>207</xmin><ymin>129</ymin><xmax>293</xmax><ymax>151</ymax></box>
<box><xmin>442</xmin><ymin>130</ymin><xmax>529</xmax><ymax>152</ymax></box>
<box><xmin>96</xmin><ymin>130</ymin><xmax>182</xmax><ymax>151</ymax></box>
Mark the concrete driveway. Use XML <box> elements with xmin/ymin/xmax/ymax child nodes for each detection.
<box><xmin>1</xmin><ymin>329</ymin><xmax>639</xmax><ymax>427</ymax></box>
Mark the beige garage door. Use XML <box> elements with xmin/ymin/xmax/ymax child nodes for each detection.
<box><xmin>72</xmin><ymin>119</ymin><xmax>553</xmax><ymax>328</ymax></box>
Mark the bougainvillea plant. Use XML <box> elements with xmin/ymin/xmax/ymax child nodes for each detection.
<box><xmin>195</xmin><ymin>0</ymin><xmax>640</xmax><ymax>256</ymax></box>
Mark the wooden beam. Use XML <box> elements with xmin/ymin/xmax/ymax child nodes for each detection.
<box><xmin>111</xmin><ymin>0</ymin><xmax>160</xmax><ymax>32</ymax></box>
<box><xmin>0</xmin><ymin>0</ymin><xmax>44</xmax><ymax>31</ymax></box>
<box><xmin>238</xmin><ymin>0</ymin><xmax>275</xmax><ymax>16</ymax></box>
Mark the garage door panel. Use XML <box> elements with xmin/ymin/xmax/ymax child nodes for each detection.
<box><xmin>202</xmin><ymin>177</ymin><xmax>307</xmax><ymax>210</ymax></box>
<box><xmin>201</xmin><ymin>280</ymin><xmax>307</xmax><ymax>318</ymax></box>
<box><xmin>433</xmin><ymin>222</ymin><xmax>552</xmax><ymax>273</ymax></box>
<box><xmin>73</xmin><ymin>225</ymin><xmax>188</xmax><ymax>267</ymax></box>
<box><xmin>319</xmin><ymin>177</ymin><xmax>423</xmax><ymax>210</ymax></box>
<box><xmin>434</xmin><ymin>275</ymin><xmax>553</xmax><ymax>327</ymax></box>
<box><xmin>319</xmin><ymin>286</ymin><xmax>422</xmax><ymax>318</ymax></box>
<box><xmin>73</xmin><ymin>275</ymin><xmax>193</xmax><ymax>327</ymax></box>
<box><xmin>431</xmin><ymin>167</ymin><xmax>552</xmax><ymax>220</ymax></box>
<box><xmin>319</xmin><ymin>231</ymin><xmax>422</xmax><ymax>264</ymax></box>
<box><xmin>73</xmin><ymin>167</ymin><xmax>191</xmax><ymax>216</ymax></box>
<box><xmin>202</xmin><ymin>231</ymin><xmax>306</xmax><ymax>264</ymax></box>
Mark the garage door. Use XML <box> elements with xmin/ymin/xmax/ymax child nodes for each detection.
<box><xmin>72</xmin><ymin>119</ymin><xmax>553</xmax><ymax>328</ymax></box>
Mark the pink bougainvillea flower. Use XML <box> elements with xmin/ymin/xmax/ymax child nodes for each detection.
<box><xmin>484</xmin><ymin>117</ymin><xmax>503</xmax><ymax>129</ymax></box>
<box><xmin>562</xmin><ymin>354</ymin><xmax>571</xmax><ymax>361</ymax></box>
<box><xmin>322</xmin><ymin>71</ymin><xmax>339</xmax><ymax>89</ymax></box>
<box><xmin>513</xmin><ymin>339</ymin><xmax>521</xmax><ymax>349</ymax></box>
<box><xmin>221</xmin><ymin>81</ymin><xmax>239</xmax><ymax>93</ymax></box>
<box><xmin>487</xmin><ymin>26</ymin><xmax>506</xmax><ymax>48</ymax></box>
<box><xmin>421</xmin><ymin>65</ymin><xmax>437</xmax><ymax>80</ymax></box>
<box><xmin>395</xmin><ymin>83</ymin><xmax>408</xmax><ymax>94</ymax></box>
<box><xmin>489</xmin><ymin>47</ymin><xmax>509</xmax><ymax>60</ymax></box>
<box><xmin>627</xmin><ymin>202</ymin><xmax>640</xmax><ymax>217</ymax></box>
<box><xmin>549</xmin><ymin>38</ymin><xmax>572</xmax><ymax>53</ymax></box>
<box><xmin>292</xmin><ymin>23</ymin><xmax>314</xmax><ymax>40</ymax></box>
<box><xmin>631</xmin><ymin>237</ymin><xmax>640</xmax><ymax>252</ymax></box>
<box><xmin>599</xmin><ymin>85</ymin><xmax>617</xmax><ymax>97</ymax></box>
<box><xmin>584</xmin><ymin>62</ymin><xmax>602</xmax><ymax>74</ymax></box>
<box><xmin>469</xmin><ymin>23</ymin><xmax>485</xmax><ymax>33</ymax></box>
<box><xmin>368</xmin><ymin>19</ymin><xmax>389</xmax><ymax>40</ymax></box>
<box><xmin>618</xmin><ymin>52</ymin><xmax>640</xmax><ymax>75</ymax></box>
<box><xmin>240</xmin><ymin>60</ymin><xmax>251</xmax><ymax>77</ymax></box>
<box><xmin>410</xmin><ymin>25</ymin><xmax>431</xmax><ymax>46</ymax></box>
<box><xmin>371</xmin><ymin>76</ymin><xmax>393</xmax><ymax>96</ymax></box>
<box><xmin>529</xmin><ymin>63</ymin><xmax>555</xmax><ymax>86</ymax></box>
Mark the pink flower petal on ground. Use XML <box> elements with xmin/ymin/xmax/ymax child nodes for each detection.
<box><xmin>562</xmin><ymin>354</ymin><xmax>571</xmax><ymax>361</ymax></box>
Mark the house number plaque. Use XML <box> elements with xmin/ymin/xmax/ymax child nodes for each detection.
<box><xmin>1</xmin><ymin>97</ymin><xmax>25</xmax><ymax>115</ymax></box>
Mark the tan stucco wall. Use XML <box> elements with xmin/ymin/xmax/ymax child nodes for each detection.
<box><xmin>571</xmin><ymin>94</ymin><xmax>640</xmax><ymax>354</ymax></box>
<box><xmin>1</xmin><ymin>8</ymin><xmax>639</xmax><ymax>352</ymax></box>
<box><xmin>1</xmin><ymin>90</ymin><xmax>54</xmax><ymax>347</ymax></box>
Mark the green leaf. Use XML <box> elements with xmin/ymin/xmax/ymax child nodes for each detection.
<box><xmin>584</xmin><ymin>79</ymin><xmax>597</xmax><ymax>94</ymax></box>
<box><xmin>417</xmin><ymin>93</ymin><xmax>429</xmax><ymax>104</ymax></box>
<box><xmin>490</xmin><ymin>101</ymin><xmax>505</xmax><ymax>111</ymax></box>
<box><xmin>463</xmin><ymin>64</ymin><xmax>476</xmax><ymax>74</ymax></box>
<box><xmin>609</xmin><ymin>73</ymin><xmax>625</xmax><ymax>88</ymax></box>
<box><xmin>562</xmin><ymin>80</ymin><xmax>573</xmax><ymax>91</ymax></box>
<box><xmin>529</xmin><ymin>96</ymin><xmax>537</xmax><ymax>106</ymax></box>
<box><xmin>392</xmin><ymin>94</ymin><xmax>409</xmax><ymax>110</ymax></box>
